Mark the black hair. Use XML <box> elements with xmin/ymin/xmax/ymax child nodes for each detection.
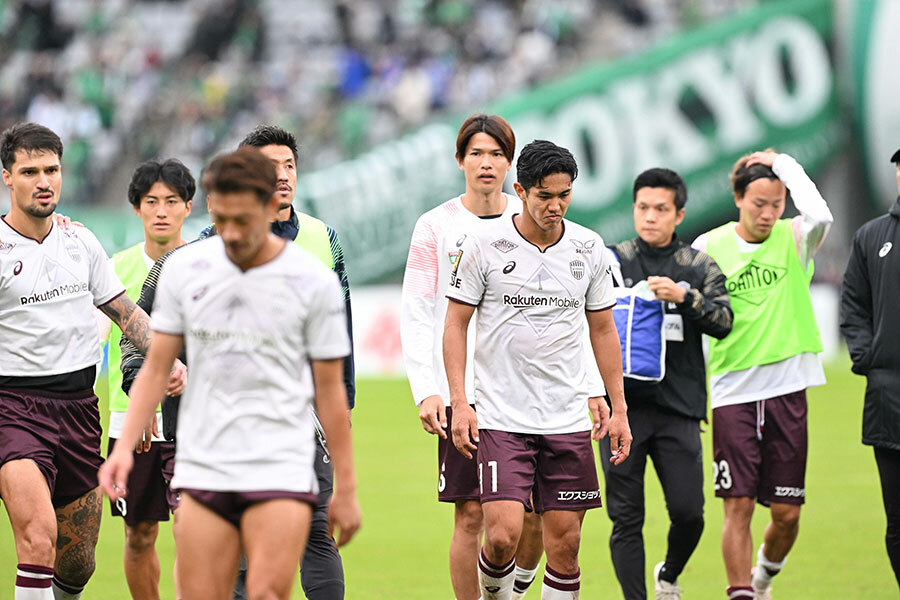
<box><xmin>127</xmin><ymin>158</ymin><xmax>196</xmax><ymax>208</ymax></box>
<box><xmin>632</xmin><ymin>168</ymin><xmax>687</xmax><ymax>210</ymax></box>
<box><xmin>0</xmin><ymin>122</ymin><xmax>64</xmax><ymax>170</ymax></box>
<box><xmin>202</xmin><ymin>147</ymin><xmax>277</xmax><ymax>204</ymax></box>
<box><xmin>239</xmin><ymin>124</ymin><xmax>299</xmax><ymax>164</ymax></box>
<box><xmin>516</xmin><ymin>140</ymin><xmax>578</xmax><ymax>191</ymax></box>
<box><xmin>730</xmin><ymin>149</ymin><xmax>784</xmax><ymax>199</ymax></box>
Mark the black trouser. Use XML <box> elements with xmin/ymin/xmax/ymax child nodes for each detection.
<box><xmin>233</xmin><ymin>441</ymin><xmax>344</xmax><ymax>599</ymax></box>
<box><xmin>874</xmin><ymin>446</ymin><xmax>900</xmax><ymax>587</ymax></box>
<box><xmin>599</xmin><ymin>402</ymin><xmax>705</xmax><ymax>600</ymax></box>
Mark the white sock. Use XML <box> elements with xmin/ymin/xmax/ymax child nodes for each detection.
<box><xmin>512</xmin><ymin>564</ymin><xmax>539</xmax><ymax>599</ymax></box>
<box><xmin>541</xmin><ymin>565</ymin><xmax>580</xmax><ymax>599</ymax></box>
<box><xmin>754</xmin><ymin>543</ymin><xmax>786</xmax><ymax>587</ymax></box>
<box><xmin>51</xmin><ymin>575</ymin><xmax>83</xmax><ymax>600</ymax></box>
<box><xmin>478</xmin><ymin>549</ymin><xmax>516</xmax><ymax>600</ymax></box>
<box><xmin>15</xmin><ymin>564</ymin><xmax>54</xmax><ymax>599</ymax></box>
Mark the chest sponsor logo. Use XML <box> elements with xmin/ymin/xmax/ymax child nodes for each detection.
<box><xmin>571</xmin><ymin>239</ymin><xmax>595</xmax><ymax>254</ymax></box>
<box><xmin>724</xmin><ymin>260</ymin><xmax>786</xmax><ymax>305</ymax></box>
<box><xmin>880</xmin><ymin>242</ymin><xmax>893</xmax><ymax>258</ymax></box>
<box><xmin>0</xmin><ymin>240</ymin><xmax>15</xmax><ymax>254</ymax></box>
<box><xmin>569</xmin><ymin>259</ymin><xmax>585</xmax><ymax>280</ymax></box>
<box><xmin>502</xmin><ymin>261</ymin><xmax>516</xmax><ymax>274</ymax></box>
<box><xmin>20</xmin><ymin>282</ymin><xmax>88</xmax><ymax>305</ymax></box>
<box><xmin>503</xmin><ymin>263</ymin><xmax>581</xmax><ymax>335</ymax></box>
<box><xmin>491</xmin><ymin>238</ymin><xmax>517</xmax><ymax>253</ymax></box>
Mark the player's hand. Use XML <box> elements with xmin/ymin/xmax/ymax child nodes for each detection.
<box><xmin>98</xmin><ymin>446</ymin><xmax>134</xmax><ymax>501</ymax></box>
<box><xmin>327</xmin><ymin>489</ymin><xmax>361</xmax><ymax>547</ymax></box>
<box><xmin>588</xmin><ymin>396</ymin><xmax>610</xmax><ymax>441</ymax></box>
<box><xmin>419</xmin><ymin>395</ymin><xmax>447</xmax><ymax>439</ymax></box>
<box><xmin>51</xmin><ymin>212</ymin><xmax>83</xmax><ymax>230</ymax></box>
<box><xmin>166</xmin><ymin>359</ymin><xmax>187</xmax><ymax>396</ymax></box>
<box><xmin>451</xmin><ymin>403</ymin><xmax>479</xmax><ymax>459</ymax></box>
<box><xmin>607</xmin><ymin>412</ymin><xmax>633</xmax><ymax>466</ymax></box>
<box><xmin>745</xmin><ymin>150</ymin><xmax>778</xmax><ymax>169</ymax></box>
<box><xmin>134</xmin><ymin>415</ymin><xmax>157</xmax><ymax>453</ymax></box>
<box><xmin>647</xmin><ymin>276</ymin><xmax>686</xmax><ymax>304</ymax></box>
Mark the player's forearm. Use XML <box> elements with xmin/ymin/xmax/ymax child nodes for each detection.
<box><xmin>442</xmin><ymin>322</ymin><xmax>468</xmax><ymax>409</ymax></box>
<box><xmin>116</xmin><ymin>363</ymin><xmax>169</xmax><ymax>451</ymax></box>
<box><xmin>401</xmin><ymin>294</ymin><xmax>441</xmax><ymax>403</ymax></box>
<box><xmin>315</xmin><ymin>381</ymin><xmax>357</xmax><ymax>493</ymax></box>
<box><xmin>101</xmin><ymin>294</ymin><xmax>153</xmax><ymax>356</ymax></box>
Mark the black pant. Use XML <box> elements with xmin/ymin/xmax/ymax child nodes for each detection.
<box><xmin>599</xmin><ymin>403</ymin><xmax>705</xmax><ymax>600</ymax></box>
<box><xmin>233</xmin><ymin>441</ymin><xmax>344</xmax><ymax>599</ymax></box>
<box><xmin>874</xmin><ymin>446</ymin><xmax>900</xmax><ymax>587</ymax></box>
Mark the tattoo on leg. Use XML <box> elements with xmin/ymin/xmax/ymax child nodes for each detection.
<box><xmin>55</xmin><ymin>490</ymin><xmax>102</xmax><ymax>584</ymax></box>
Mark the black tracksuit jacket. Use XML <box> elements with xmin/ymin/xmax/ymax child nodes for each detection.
<box><xmin>610</xmin><ymin>235</ymin><xmax>733</xmax><ymax>420</ymax></box>
<box><xmin>840</xmin><ymin>197</ymin><xmax>900</xmax><ymax>450</ymax></box>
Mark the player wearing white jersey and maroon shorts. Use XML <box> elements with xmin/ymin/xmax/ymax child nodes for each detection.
<box><xmin>401</xmin><ymin>114</ymin><xmax>547</xmax><ymax>600</ymax></box>
<box><xmin>100</xmin><ymin>148</ymin><xmax>360</xmax><ymax>600</ymax></box>
<box><xmin>445</xmin><ymin>140</ymin><xmax>632</xmax><ymax>600</ymax></box>
<box><xmin>0</xmin><ymin>123</ymin><xmax>185</xmax><ymax>600</ymax></box>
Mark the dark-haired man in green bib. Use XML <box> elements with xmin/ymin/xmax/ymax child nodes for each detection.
<box><xmin>693</xmin><ymin>150</ymin><xmax>833</xmax><ymax>600</ymax></box>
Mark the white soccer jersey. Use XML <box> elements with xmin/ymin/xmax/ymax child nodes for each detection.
<box><xmin>447</xmin><ymin>215</ymin><xmax>616</xmax><ymax>434</ymax></box>
<box><xmin>0</xmin><ymin>218</ymin><xmax>124</xmax><ymax>377</ymax></box>
<box><xmin>152</xmin><ymin>237</ymin><xmax>350</xmax><ymax>493</ymax></box>
<box><xmin>400</xmin><ymin>194</ymin><xmax>518</xmax><ymax>406</ymax></box>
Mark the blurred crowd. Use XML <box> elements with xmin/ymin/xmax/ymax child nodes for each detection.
<box><xmin>0</xmin><ymin>0</ymin><xmax>754</xmax><ymax>206</ymax></box>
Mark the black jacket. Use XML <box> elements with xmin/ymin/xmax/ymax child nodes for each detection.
<box><xmin>610</xmin><ymin>236</ymin><xmax>733</xmax><ymax>420</ymax></box>
<box><xmin>839</xmin><ymin>196</ymin><xmax>900</xmax><ymax>450</ymax></box>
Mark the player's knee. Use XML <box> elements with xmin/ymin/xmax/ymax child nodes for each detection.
<box><xmin>246</xmin><ymin>579</ymin><xmax>290</xmax><ymax>600</ymax></box>
<box><xmin>669</xmin><ymin>502</ymin><xmax>704</xmax><ymax>529</ymax></box>
<box><xmin>771</xmin><ymin>505</ymin><xmax>800</xmax><ymax>531</ymax></box>
<box><xmin>454</xmin><ymin>501</ymin><xmax>483</xmax><ymax>536</ymax></box>
<box><xmin>125</xmin><ymin>521</ymin><xmax>159</xmax><ymax>554</ymax></box>
<box><xmin>56</xmin><ymin>555</ymin><xmax>96</xmax><ymax>587</ymax></box>
<box><xmin>17</xmin><ymin>526</ymin><xmax>56</xmax><ymax>565</ymax></box>
<box><xmin>484</xmin><ymin>527</ymin><xmax>519</xmax><ymax>560</ymax></box>
<box><xmin>522</xmin><ymin>511</ymin><xmax>542</xmax><ymax>536</ymax></box>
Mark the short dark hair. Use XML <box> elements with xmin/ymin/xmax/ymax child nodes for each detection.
<box><xmin>730</xmin><ymin>149</ymin><xmax>782</xmax><ymax>199</ymax></box>
<box><xmin>455</xmin><ymin>114</ymin><xmax>515</xmax><ymax>163</ymax></box>
<box><xmin>516</xmin><ymin>140</ymin><xmax>578</xmax><ymax>192</ymax></box>
<box><xmin>127</xmin><ymin>158</ymin><xmax>196</xmax><ymax>208</ymax></box>
<box><xmin>633</xmin><ymin>168</ymin><xmax>687</xmax><ymax>210</ymax></box>
<box><xmin>239</xmin><ymin>125</ymin><xmax>299</xmax><ymax>164</ymax></box>
<box><xmin>0</xmin><ymin>122</ymin><xmax>64</xmax><ymax>170</ymax></box>
<box><xmin>202</xmin><ymin>147</ymin><xmax>276</xmax><ymax>204</ymax></box>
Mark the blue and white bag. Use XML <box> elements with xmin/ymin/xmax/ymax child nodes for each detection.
<box><xmin>611</xmin><ymin>281</ymin><xmax>666</xmax><ymax>381</ymax></box>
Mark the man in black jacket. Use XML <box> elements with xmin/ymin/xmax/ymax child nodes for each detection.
<box><xmin>839</xmin><ymin>148</ymin><xmax>900</xmax><ymax>587</ymax></box>
<box><xmin>601</xmin><ymin>168</ymin><xmax>733</xmax><ymax>600</ymax></box>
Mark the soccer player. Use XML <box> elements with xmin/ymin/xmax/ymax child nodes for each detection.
<box><xmin>401</xmin><ymin>114</ymin><xmax>547</xmax><ymax>600</ymax></box>
<box><xmin>444</xmin><ymin>139</ymin><xmax>632</xmax><ymax>600</ymax></box>
<box><xmin>0</xmin><ymin>122</ymin><xmax>185</xmax><ymax>600</ymax></box>
<box><xmin>120</xmin><ymin>124</ymin><xmax>357</xmax><ymax>600</ymax></box>
<box><xmin>99</xmin><ymin>147</ymin><xmax>361</xmax><ymax>600</ymax></box>
<box><xmin>693</xmin><ymin>150</ymin><xmax>833</xmax><ymax>600</ymax></box>
<box><xmin>839</xmin><ymin>147</ymin><xmax>900</xmax><ymax>587</ymax></box>
<box><xmin>603</xmin><ymin>168</ymin><xmax>733</xmax><ymax>600</ymax></box>
<box><xmin>101</xmin><ymin>159</ymin><xmax>194</xmax><ymax>600</ymax></box>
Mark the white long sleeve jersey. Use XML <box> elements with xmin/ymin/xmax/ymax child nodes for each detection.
<box><xmin>401</xmin><ymin>194</ymin><xmax>519</xmax><ymax>406</ymax></box>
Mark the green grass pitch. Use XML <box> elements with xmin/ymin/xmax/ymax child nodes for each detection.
<box><xmin>1</xmin><ymin>359</ymin><xmax>895</xmax><ymax>598</ymax></box>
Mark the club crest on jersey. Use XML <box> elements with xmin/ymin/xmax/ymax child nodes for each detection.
<box><xmin>64</xmin><ymin>241</ymin><xmax>82</xmax><ymax>263</ymax></box>
<box><xmin>571</xmin><ymin>239</ymin><xmax>595</xmax><ymax>254</ymax></box>
<box><xmin>569</xmin><ymin>259</ymin><xmax>585</xmax><ymax>280</ymax></box>
<box><xmin>880</xmin><ymin>242</ymin><xmax>893</xmax><ymax>258</ymax></box>
<box><xmin>0</xmin><ymin>239</ymin><xmax>15</xmax><ymax>254</ymax></box>
<box><xmin>491</xmin><ymin>238</ymin><xmax>517</xmax><ymax>253</ymax></box>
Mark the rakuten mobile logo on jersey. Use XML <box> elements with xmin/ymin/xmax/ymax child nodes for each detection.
<box><xmin>502</xmin><ymin>294</ymin><xmax>582</xmax><ymax>309</ymax></box>
<box><xmin>20</xmin><ymin>282</ymin><xmax>89</xmax><ymax>305</ymax></box>
<box><xmin>725</xmin><ymin>260</ymin><xmax>786</xmax><ymax>305</ymax></box>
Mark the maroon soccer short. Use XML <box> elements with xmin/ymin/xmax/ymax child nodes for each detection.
<box><xmin>0</xmin><ymin>387</ymin><xmax>103</xmax><ymax>508</ymax></box>
<box><xmin>107</xmin><ymin>438</ymin><xmax>178</xmax><ymax>526</ymax></box>
<box><xmin>181</xmin><ymin>489</ymin><xmax>319</xmax><ymax>529</ymax></box>
<box><xmin>478</xmin><ymin>429</ymin><xmax>602</xmax><ymax>513</ymax></box>
<box><xmin>437</xmin><ymin>406</ymin><xmax>481</xmax><ymax>503</ymax></box>
<box><xmin>712</xmin><ymin>390</ymin><xmax>808</xmax><ymax>506</ymax></box>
